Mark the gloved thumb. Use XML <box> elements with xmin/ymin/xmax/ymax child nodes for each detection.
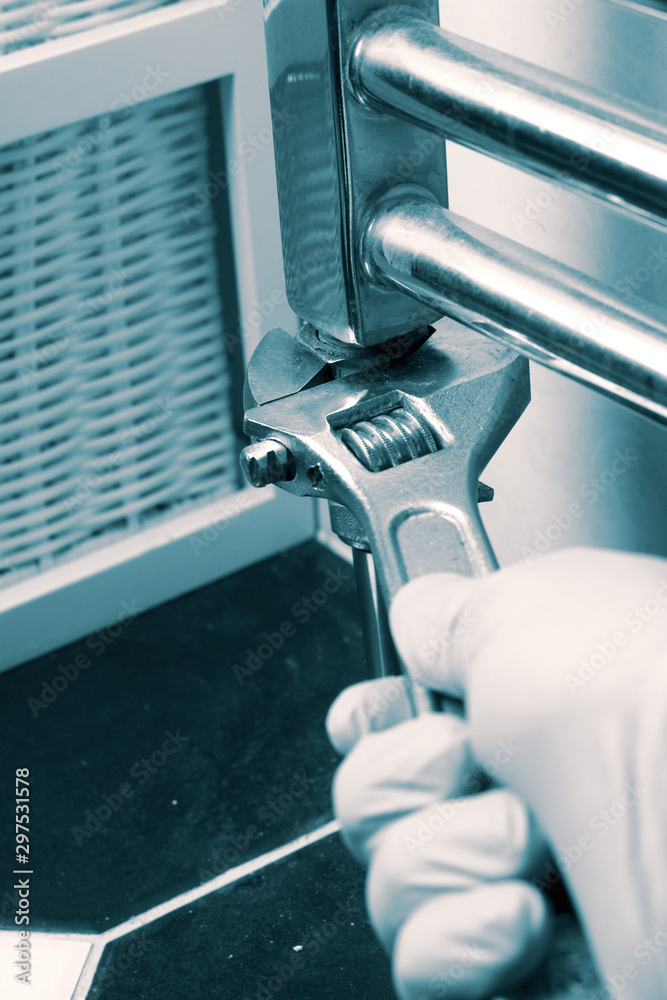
<box><xmin>389</xmin><ymin>572</ymin><xmax>486</xmax><ymax>700</ymax></box>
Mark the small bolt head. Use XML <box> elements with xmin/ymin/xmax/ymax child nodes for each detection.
<box><xmin>240</xmin><ymin>440</ymin><xmax>296</xmax><ymax>488</ymax></box>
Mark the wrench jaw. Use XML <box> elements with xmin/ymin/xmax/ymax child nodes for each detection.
<box><xmin>243</xmin><ymin>325</ymin><xmax>531</xmax><ymax>603</ymax></box>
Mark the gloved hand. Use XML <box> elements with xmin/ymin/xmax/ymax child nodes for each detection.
<box><xmin>326</xmin><ymin>548</ymin><xmax>667</xmax><ymax>1000</ymax></box>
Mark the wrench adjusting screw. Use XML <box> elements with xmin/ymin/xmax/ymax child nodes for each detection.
<box><xmin>341</xmin><ymin>407</ymin><xmax>438</xmax><ymax>472</ymax></box>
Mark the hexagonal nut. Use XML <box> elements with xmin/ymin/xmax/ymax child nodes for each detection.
<box><xmin>240</xmin><ymin>440</ymin><xmax>296</xmax><ymax>488</ymax></box>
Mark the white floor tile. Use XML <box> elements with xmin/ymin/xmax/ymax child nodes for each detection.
<box><xmin>0</xmin><ymin>931</ymin><xmax>93</xmax><ymax>1000</ymax></box>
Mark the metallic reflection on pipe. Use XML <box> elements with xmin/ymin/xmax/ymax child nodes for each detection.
<box><xmin>363</xmin><ymin>189</ymin><xmax>667</xmax><ymax>424</ymax></box>
<box><xmin>350</xmin><ymin>11</ymin><xmax>667</xmax><ymax>227</ymax></box>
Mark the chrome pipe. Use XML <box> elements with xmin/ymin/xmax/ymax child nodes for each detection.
<box><xmin>363</xmin><ymin>189</ymin><xmax>667</xmax><ymax>424</ymax></box>
<box><xmin>350</xmin><ymin>11</ymin><xmax>667</xmax><ymax>227</ymax></box>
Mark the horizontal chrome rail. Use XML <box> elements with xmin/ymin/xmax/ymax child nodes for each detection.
<box><xmin>363</xmin><ymin>189</ymin><xmax>667</xmax><ymax>424</ymax></box>
<box><xmin>350</xmin><ymin>10</ymin><xmax>667</xmax><ymax>226</ymax></box>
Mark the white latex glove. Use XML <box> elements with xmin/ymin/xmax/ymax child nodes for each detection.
<box><xmin>326</xmin><ymin>548</ymin><xmax>667</xmax><ymax>1000</ymax></box>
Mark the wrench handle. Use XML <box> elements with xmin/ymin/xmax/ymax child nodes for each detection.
<box><xmin>363</xmin><ymin>478</ymin><xmax>497</xmax><ymax>597</ymax></box>
<box><xmin>360</xmin><ymin>479</ymin><xmax>497</xmax><ymax>713</ymax></box>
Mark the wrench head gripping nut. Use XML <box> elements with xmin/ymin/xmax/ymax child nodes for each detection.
<box><xmin>242</xmin><ymin>319</ymin><xmax>529</xmax><ymax>599</ymax></box>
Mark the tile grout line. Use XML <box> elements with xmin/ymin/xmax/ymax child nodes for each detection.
<box><xmin>69</xmin><ymin>819</ymin><xmax>341</xmax><ymax>998</ymax></box>
<box><xmin>104</xmin><ymin>819</ymin><xmax>341</xmax><ymax>941</ymax></box>
<box><xmin>71</xmin><ymin>938</ymin><xmax>106</xmax><ymax>1000</ymax></box>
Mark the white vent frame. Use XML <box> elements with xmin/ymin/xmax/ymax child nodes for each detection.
<box><xmin>0</xmin><ymin>0</ymin><xmax>317</xmax><ymax>671</ymax></box>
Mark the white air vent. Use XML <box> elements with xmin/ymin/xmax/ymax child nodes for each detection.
<box><xmin>0</xmin><ymin>85</ymin><xmax>238</xmax><ymax>587</ymax></box>
<box><xmin>0</xmin><ymin>0</ymin><xmax>178</xmax><ymax>52</ymax></box>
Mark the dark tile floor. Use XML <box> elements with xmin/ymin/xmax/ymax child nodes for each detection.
<box><xmin>88</xmin><ymin>835</ymin><xmax>395</xmax><ymax>1000</ymax></box>
<box><xmin>0</xmin><ymin>541</ymin><xmax>367</xmax><ymax>933</ymax></box>
<box><xmin>0</xmin><ymin>539</ymin><xmax>600</xmax><ymax>999</ymax></box>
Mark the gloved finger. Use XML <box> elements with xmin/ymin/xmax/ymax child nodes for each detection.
<box><xmin>390</xmin><ymin>549</ymin><xmax>667</xmax><ymax>704</ymax></box>
<box><xmin>325</xmin><ymin>677</ymin><xmax>414</xmax><ymax>756</ymax></box>
<box><xmin>333</xmin><ymin>713</ymin><xmax>472</xmax><ymax>864</ymax></box>
<box><xmin>367</xmin><ymin>789</ymin><xmax>548</xmax><ymax>948</ymax></box>
<box><xmin>393</xmin><ymin>881</ymin><xmax>552</xmax><ymax>1000</ymax></box>
<box><xmin>389</xmin><ymin>573</ymin><xmax>486</xmax><ymax>699</ymax></box>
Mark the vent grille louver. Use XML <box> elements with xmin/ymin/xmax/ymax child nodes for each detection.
<box><xmin>0</xmin><ymin>85</ymin><xmax>238</xmax><ymax>586</ymax></box>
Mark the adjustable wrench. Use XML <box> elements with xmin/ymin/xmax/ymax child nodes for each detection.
<box><xmin>241</xmin><ymin>319</ymin><xmax>529</xmax><ymax>710</ymax></box>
